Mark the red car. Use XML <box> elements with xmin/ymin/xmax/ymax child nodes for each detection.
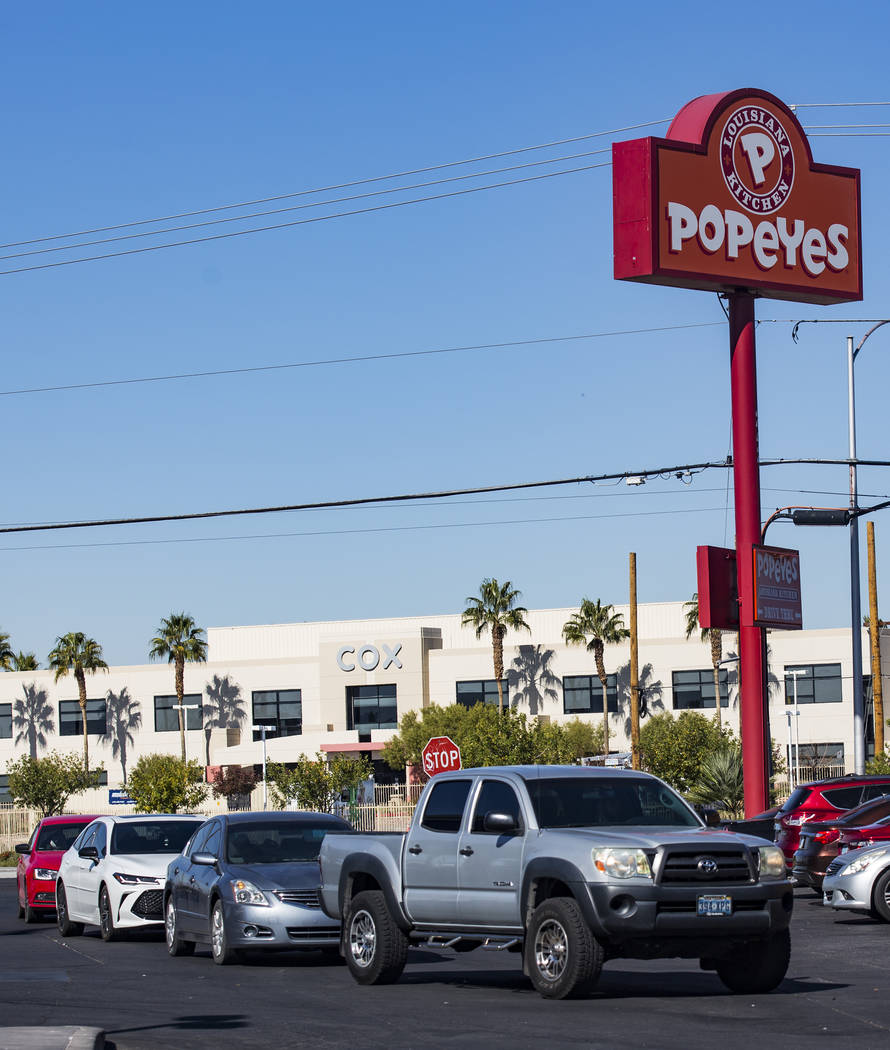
<box><xmin>837</xmin><ymin>814</ymin><xmax>890</xmax><ymax>855</ymax></box>
<box><xmin>774</xmin><ymin>774</ymin><xmax>890</xmax><ymax>868</ymax></box>
<box><xmin>15</xmin><ymin>815</ymin><xmax>99</xmax><ymax>923</ymax></box>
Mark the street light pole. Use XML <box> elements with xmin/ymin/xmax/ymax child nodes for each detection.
<box><xmin>251</xmin><ymin>724</ymin><xmax>277</xmax><ymax>809</ymax></box>
<box><xmin>172</xmin><ymin>703</ymin><xmax>199</xmax><ymax>764</ymax></box>
<box><xmin>787</xmin><ymin>668</ymin><xmax>807</xmax><ymax>788</ymax></box>
<box><xmin>785</xmin><ymin>710</ymin><xmax>794</xmax><ymax>791</ymax></box>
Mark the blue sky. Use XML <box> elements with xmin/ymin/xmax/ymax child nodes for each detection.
<box><xmin>2</xmin><ymin>1</ymin><xmax>890</xmax><ymax>666</ymax></box>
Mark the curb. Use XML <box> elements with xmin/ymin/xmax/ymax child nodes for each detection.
<box><xmin>0</xmin><ymin>1029</ymin><xmax>104</xmax><ymax>1050</ymax></box>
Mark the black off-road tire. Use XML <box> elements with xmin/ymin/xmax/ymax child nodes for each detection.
<box><xmin>870</xmin><ymin>868</ymin><xmax>890</xmax><ymax>923</ymax></box>
<box><xmin>524</xmin><ymin>897</ymin><xmax>604</xmax><ymax>1000</ymax></box>
<box><xmin>344</xmin><ymin>890</ymin><xmax>408</xmax><ymax>985</ymax></box>
<box><xmin>165</xmin><ymin>896</ymin><xmax>196</xmax><ymax>957</ymax></box>
<box><xmin>56</xmin><ymin>882</ymin><xmax>84</xmax><ymax>937</ymax></box>
<box><xmin>715</xmin><ymin>928</ymin><xmax>791</xmax><ymax>993</ymax></box>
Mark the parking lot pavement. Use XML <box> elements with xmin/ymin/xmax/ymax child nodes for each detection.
<box><xmin>1</xmin><ymin>881</ymin><xmax>889</xmax><ymax>1050</ymax></box>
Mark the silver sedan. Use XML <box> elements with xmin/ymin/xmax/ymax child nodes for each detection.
<box><xmin>822</xmin><ymin>842</ymin><xmax>890</xmax><ymax>922</ymax></box>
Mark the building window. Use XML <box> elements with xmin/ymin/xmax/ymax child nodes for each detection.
<box><xmin>59</xmin><ymin>699</ymin><xmax>106</xmax><ymax>737</ymax></box>
<box><xmin>456</xmin><ymin>680</ymin><xmax>508</xmax><ymax>708</ymax></box>
<box><xmin>346</xmin><ymin>685</ymin><xmax>397</xmax><ymax>743</ymax></box>
<box><xmin>672</xmin><ymin>669</ymin><xmax>729</xmax><ymax>710</ymax></box>
<box><xmin>251</xmin><ymin>689</ymin><xmax>302</xmax><ymax>739</ymax></box>
<box><xmin>0</xmin><ymin>774</ymin><xmax>10</xmax><ymax>804</ymax></box>
<box><xmin>154</xmin><ymin>694</ymin><xmax>203</xmax><ymax>732</ymax></box>
<box><xmin>784</xmin><ymin>664</ymin><xmax>843</xmax><ymax>704</ymax></box>
<box><xmin>562</xmin><ymin>675</ymin><xmax>618</xmax><ymax>714</ymax></box>
<box><xmin>0</xmin><ymin>703</ymin><xmax>11</xmax><ymax>739</ymax></box>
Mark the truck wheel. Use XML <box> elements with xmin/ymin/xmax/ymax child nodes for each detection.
<box><xmin>870</xmin><ymin>868</ymin><xmax>890</xmax><ymax>922</ymax></box>
<box><xmin>345</xmin><ymin>890</ymin><xmax>408</xmax><ymax>985</ymax></box>
<box><xmin>525</xmin><ymin>897</ymin><xmax>604</xmax><ymax>999</ymax></box>
<box><xmin>715</xmin><ymin>928</ymin><xmax>790</xmax><ymax>993</ymax></box>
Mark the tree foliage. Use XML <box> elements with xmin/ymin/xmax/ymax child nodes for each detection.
<box><xmin>462</xmin><ymin>578</ymin><xmax>530</xmax><ymax>713</ymax></box>
<box><xmin>866</xmin><ymin>747</ymin><xmax>890</xmax><ymax>775</ymax></box>
<box><xmin>210</xmin><ymin>765</ymin><xmax>258</xmax><ymax>801</ymax></box>
<box><xmin>47</xmin><ymin>631</ymin><xmax>108</xmax><ymax>772</ymax></box>
<box><xmin>383</xmin><ymin>703</ymin><xmax>604</xmax><ymax>771</ymax></box>
<box><xmin>266</xmin><ymin>752</ymin><xmax>373</xmax><ymax>812</ymax></box>
<box><xmin>149</xmin><ymin>612</ymin><xmax>207</xmax><ymax>762</ymax></box>
<box><xmin>127</xmin><ymin>753</ymin><xmax>208</xmax><ymax>813</ymax></box>
<box><xmin>6</xmin><ymin>752</ymin><xmax>102</xmax><ymax>817</ymax></box>
<box><xmin>686</xmin><ymin>742</ymin><xmax>745</xmax><ymax>817</ymax></box>
<box><xmin>639</xmin><ymin>711</ymin><xmax>731</xmax><ymax>792</ymax></box>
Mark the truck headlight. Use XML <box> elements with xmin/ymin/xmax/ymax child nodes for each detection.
<box><xmin>230</xmin><ymin>879</ymin><xmax>269</xmax><ymax>906</ymax></box>
<box><xmin>757</xmin><ymin>846</ymin><xmax>786</xmax><ymax>879</ymax></box>
<box><xmin>844</xmin><ymin>846</ymin><xmax>890</xmax><ymax>875</ymax></box>
<box><xmin>592</xmin><ymin>848</ymin><xmax>652</xmax><ymax>880</ymax></box>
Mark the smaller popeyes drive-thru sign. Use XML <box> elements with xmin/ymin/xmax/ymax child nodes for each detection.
<box><xmin>422</xmin><ymin>736</ymin><xmax>462</xmax><ymax>777</ymax></box>
<box><xmin>753</xmin><ymin>545</ymin><xmax>802</xmax><ymax>629</ymax></box>
<box><xmin>613</xmin><ymin>88</ymin><xmax>862</xmax><ymax>304</ymax></box>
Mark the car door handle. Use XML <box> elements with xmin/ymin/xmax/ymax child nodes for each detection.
<box><xmin>189</xmin><ymin>876</ymin><xmax>196</xmax><ymax>884</ymax></box>
<box><xmin>408</xmin><ymin>845</ymin><xmax>423</xmax><ymax>855</ymax></box>
<box><xmin>459</xmin><ymin>847</ymin><xmax>474</xmax><ymax>856</ymax></box>
<box><xmin>173</xmin><ymin>868</ymin><xmax>179</xmax><ymax>875</ymax></box>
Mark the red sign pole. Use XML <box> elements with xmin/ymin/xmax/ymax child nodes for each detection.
<box><xmin>729</xmin><ymin>291</ymin><xmax>769</xmax><ymax>816</ymax></box>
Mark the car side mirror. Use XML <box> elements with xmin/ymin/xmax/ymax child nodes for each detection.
<box><xmin>191</xmin><ymin>852</ymin><xmax>219</xmax><ymax>867</ymax></box>
<box><xmin>483</xmin><ymin>811</ymin><xmax>520</xmax><ymax>834</ymax></box>
<box><xmin>78</xmin><ymin>845</ymin><xmax>100</xmax><ymax>861</ymax></box>
<box><xmin>701</xmin><ymin>809</ymin><xmax>721</xmax><ymax>827</ymax></box>
<box><xmin>14</xmin><ymin>844</ymin><xmax>30</xmax><ymax>855</ymax></box>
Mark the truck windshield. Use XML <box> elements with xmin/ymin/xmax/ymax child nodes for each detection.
<box><xmin>525</xmin><ymin>777</ymin><xmax>700</xmax><ymax>828</ymax></box>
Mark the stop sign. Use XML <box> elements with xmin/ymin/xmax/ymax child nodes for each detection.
<box><xmin>422</xmin><ymin>736</ymin><xmax>462</xmax><ymax>777</ymax></box>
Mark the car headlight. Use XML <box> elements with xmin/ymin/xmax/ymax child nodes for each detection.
<box><xmin>113</xmin><ymin>872</ymin><xmax>160</xmax><ymax>885</ymax></box>
<box><xmin>592</xmin><ymin>847</ymin><xmax>652</xmax><ymax>880</ymax></box>
<box><xmin>230</xmin><ymin>879</ymin><xmax>269</xmax><ymax>906</ymax></box>
<box><xmin>757</xmin><ymin>846</ymin><xmax>786</xmax><ymax>879</ymax></box>
<box><xmin>34</xmin><ymin>868</ymin><xmax>58</xmax><ymax>882</ymax></box>
<box><xmin>844</xmin><ymin>847</ymin><xmax>890</xmax><ymax>875</ymax></box>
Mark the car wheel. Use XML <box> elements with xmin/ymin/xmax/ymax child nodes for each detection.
<box><xmin>56</xmin><ymin>882</ymin><xmax>84</xmax><ymax>937</ymax></box>
<box><xmin>23</xmin><ymin>896</ymin><xmax>40</xmax><ymax>925</ymax></box>
<box><xmin>165</xmin><ymin>897</ymin><xmax>195</xmax><ymax>957</ymax></box>
<box><xmin>16</xmin><ymin>885</ymin><xmax>25</xmax><ymax>920</ymax></box>
<box><xmin>870</xmin><ymin>868</ymin><xmax>890</xmax><ymax>922</ymax></box>
<box><xmin>344</xmin><ymin>890</ymin><xmax>408</xmax><ymax>985</ymax></box>
<box><xmin>99</xmin><ymin>885</ymin><xmax>119</xmax><ymax>942</ymax></box>
<box><xmin>210</xmin><ymin>901</ymin><xmax>241</xmax><ymax>965</ymax></box>
<box><xmin>524</xmin><ymin>897</ymin><xmax>604</xmax><ymax>999</ymax></box>
<box><xmin>715</xmin><ymin>928</ymin><xmax>791</xmax><ymax>993</ymax></box>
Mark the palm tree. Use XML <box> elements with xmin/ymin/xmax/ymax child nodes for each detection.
<box><xmin>104</xmin><ymin>687</ymin><xmax>142</xmax><ymax>784</ymax></box>
<box><xmin>13</xmin><ymin>684</ymin><xmax>54</xmax><ymax>758</ymax></box>
<box><xmin>462</xmin><ymin>579</ymin><xmax>531</xmax><ymax>714</ymax></box>
<box><xmin>149</xmin><ymin>612</ymin><xmax>208</xmax><ymax>761</ymax></box>
<box><xmin>13</xmin><ymin>652</ymin><xmax>39</xmax><ymax>671</ymax></box>
<box><xmin>47</xmin><ymin>632</ymin><xmax>109</xmax><ymax>771</ymax></box>
<box><xmin>562</xmin><ymin>599</ymin><xmax>630</xmax><ymax>756</ymax></box>
<box><xmin>203</xmin><ymin>674</ymin><xmax>247</xmax><ymax>766</ymax></box>
<box><xmin>0</xmin><ymin>631</ymin><xmax>13</xmax><ymax>670</ymax></box>
<box><xmin>684</xmin><ymin>593</ymin><xmax>725</xmax><ymax>729</ymax></box>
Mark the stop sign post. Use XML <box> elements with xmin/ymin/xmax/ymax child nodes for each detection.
<box><xmin>422</xmin><ymin>736</ymin><xmax>462</xmax><ymax>777</ymax></box>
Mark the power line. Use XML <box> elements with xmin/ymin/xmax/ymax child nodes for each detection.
<box><xmin>0</xmin><ymin>321</ymin><xmax>724</xmax><ymax>398</ymax></box>
<box><xmin>0</xmin><ymin>119</ymin><xmax>670</xmax><ymax>251</ymax></box>
<box><xmin>0</xmin><ymin>162</ymin><xmax>609</xmax><ymax>278</ymax></box>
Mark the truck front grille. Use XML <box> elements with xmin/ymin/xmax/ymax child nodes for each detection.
<box><xmin>659</xmin><ymin>849</ymin><xmax>752</xmax><ymax>884</ymax></box>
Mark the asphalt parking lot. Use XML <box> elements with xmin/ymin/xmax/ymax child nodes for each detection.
<box><xmin>1</xmin><ymin>879</ymin><xmax>888</xmax><ymax>1050</ymax></box>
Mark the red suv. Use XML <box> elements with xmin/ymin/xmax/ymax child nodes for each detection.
<box><xmin>774</xmin><ymin>775</ymin><xmax>890</xmax><ymax>869</ymax></box>
<box><xmin>15</xmin><ymin>814</ymin><xmax>99</xmax><ymax>923</ymax></box>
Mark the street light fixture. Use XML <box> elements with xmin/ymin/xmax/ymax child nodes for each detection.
<box><xmin>786</xmin><ymin>668</ymin><xmax>808</xmax><ymax>789</ymax></box>
<box><xmin>172</xmin><ymin>704</ymin><xmax>199</xmax><ymax>763</ymax></box>
<box><xmin>251</xmin><ymin>724</ymin><xmax>277</xmax><ymax>810</ymax></box>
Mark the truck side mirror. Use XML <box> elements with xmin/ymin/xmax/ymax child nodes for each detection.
<box><xmin>483</xmin><ymin>812</ymin><xmax>519</xmax><ymax>834</ymax></box>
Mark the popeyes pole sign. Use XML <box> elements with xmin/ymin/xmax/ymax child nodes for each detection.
<box><xmin>612</xmin><ymin>88</ymin><xmax>861</xmax><ymax>817</ymax></box>
<box><xmin>613</xmin><ymin>88</ymin><xmax>861</xmax><ymax>303</ymax></box>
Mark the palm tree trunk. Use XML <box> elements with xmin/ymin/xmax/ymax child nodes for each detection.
<box><xmin>493</xmin><ymin>625</ymin><xmax>505</xmax><ymax>715</ymax></box>
<box><xmin>594</xmin><ymin>643</ymin><xmax>609</xmax><ymax>755</ymax></box>
<box><xmin>76</xmin><ymin>667</ymin><xmax>89</xmax><ymax>772</ymax></box>
<box><xmin>175</xmin><ymin>655</ymin><xmax>186</xmax><ymax>761</ymax></box>
<box><xmin>121</xmin><ymin>742</ymin><xmax>127</xmax><ymax>785</ymax></box>
<box><xmin>710</xmin><ymin>632</ymin><xmax>723</xmax><ymax>730</ymax></box>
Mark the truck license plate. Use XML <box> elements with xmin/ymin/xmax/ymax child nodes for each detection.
<box><xmin>697</xmin><ymin>894</ymin><xmax>732</xmax><ymax>916</ymax></box>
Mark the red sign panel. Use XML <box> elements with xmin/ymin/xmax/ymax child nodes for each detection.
<box><xmin>421</xmin><ymin>736</ymin><xmax>462</xmax><ymax>777</ymax></box>
<box><xmin>753</xmin><ymin>546</ymin><xmax>802</xmax><ymax>629</ymax></box>
<box><xmin>696</xmin><ymin>545</ymin><xmax>739</xmax><ymax>631</ymax></box>
<box><xmin>613</xmin><ymin>89</ymin><xmax>862</xmax><ymax>304</ymax></box>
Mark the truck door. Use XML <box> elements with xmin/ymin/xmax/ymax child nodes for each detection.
<box><xmin>456</xmin><ymin>778</ymin><xmax>525</xmax><ymax>929</ymax></box>
<box><xmin>403</xmin><ymin>778</ymin><xmax>472</xmax><ymax>926</ymax></box>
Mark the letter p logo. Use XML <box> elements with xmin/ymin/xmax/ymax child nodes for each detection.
<box><xmin>739</xmin><ymin>132</ymin><xmax>775</xmax><ymax>187</ymax></box>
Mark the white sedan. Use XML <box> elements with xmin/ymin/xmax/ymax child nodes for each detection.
<box><xmin>56</xmin><ymin>814</ymin><xmax>205</xmax><ymax>941</ymax></box>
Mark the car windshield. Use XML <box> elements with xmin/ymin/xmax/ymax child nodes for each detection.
<box><xmin>111</xmin><ymin>821</ymin><xmax>199</xmax><ymax>855</ymax></box>
<box><xmin>524</xmin><ymin>776</ymin><xmax>700</xmax><ymax>828</ymax></box>
<box><xmin>225</xmin><ymin>820</ymin><xmax>344</xmax><ymax>864</ymax></box>
<box><xmin>779</xmin><ymin>786</ymin><xmax>812</xmax><ymax>813</ymax></box>
<box><xmin>35</xmin><ymin>823</ymin><xmax>87</xmax><ymax>852</ymax></box>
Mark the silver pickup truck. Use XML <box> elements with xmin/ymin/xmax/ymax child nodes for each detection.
<box><xmin>319</xmin><ymin>765</ymin><xmax>793</xmax><ymax>999</ymax></box>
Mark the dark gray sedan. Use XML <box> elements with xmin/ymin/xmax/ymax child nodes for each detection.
<box><xmin>164</xmin><ymin>811</ymin><xmax>350</xmax><ymax>965</ymax></box>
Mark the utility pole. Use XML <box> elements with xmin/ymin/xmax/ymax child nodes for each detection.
<box><xmin>629</xmin><ymin>552</ymin><xmax>640</xmax><ymax>770</ymax></box>
<box><xmin>867</xmin><ymin>521</ymin><xmax>885</xmax><ymax>756</ymax></box>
